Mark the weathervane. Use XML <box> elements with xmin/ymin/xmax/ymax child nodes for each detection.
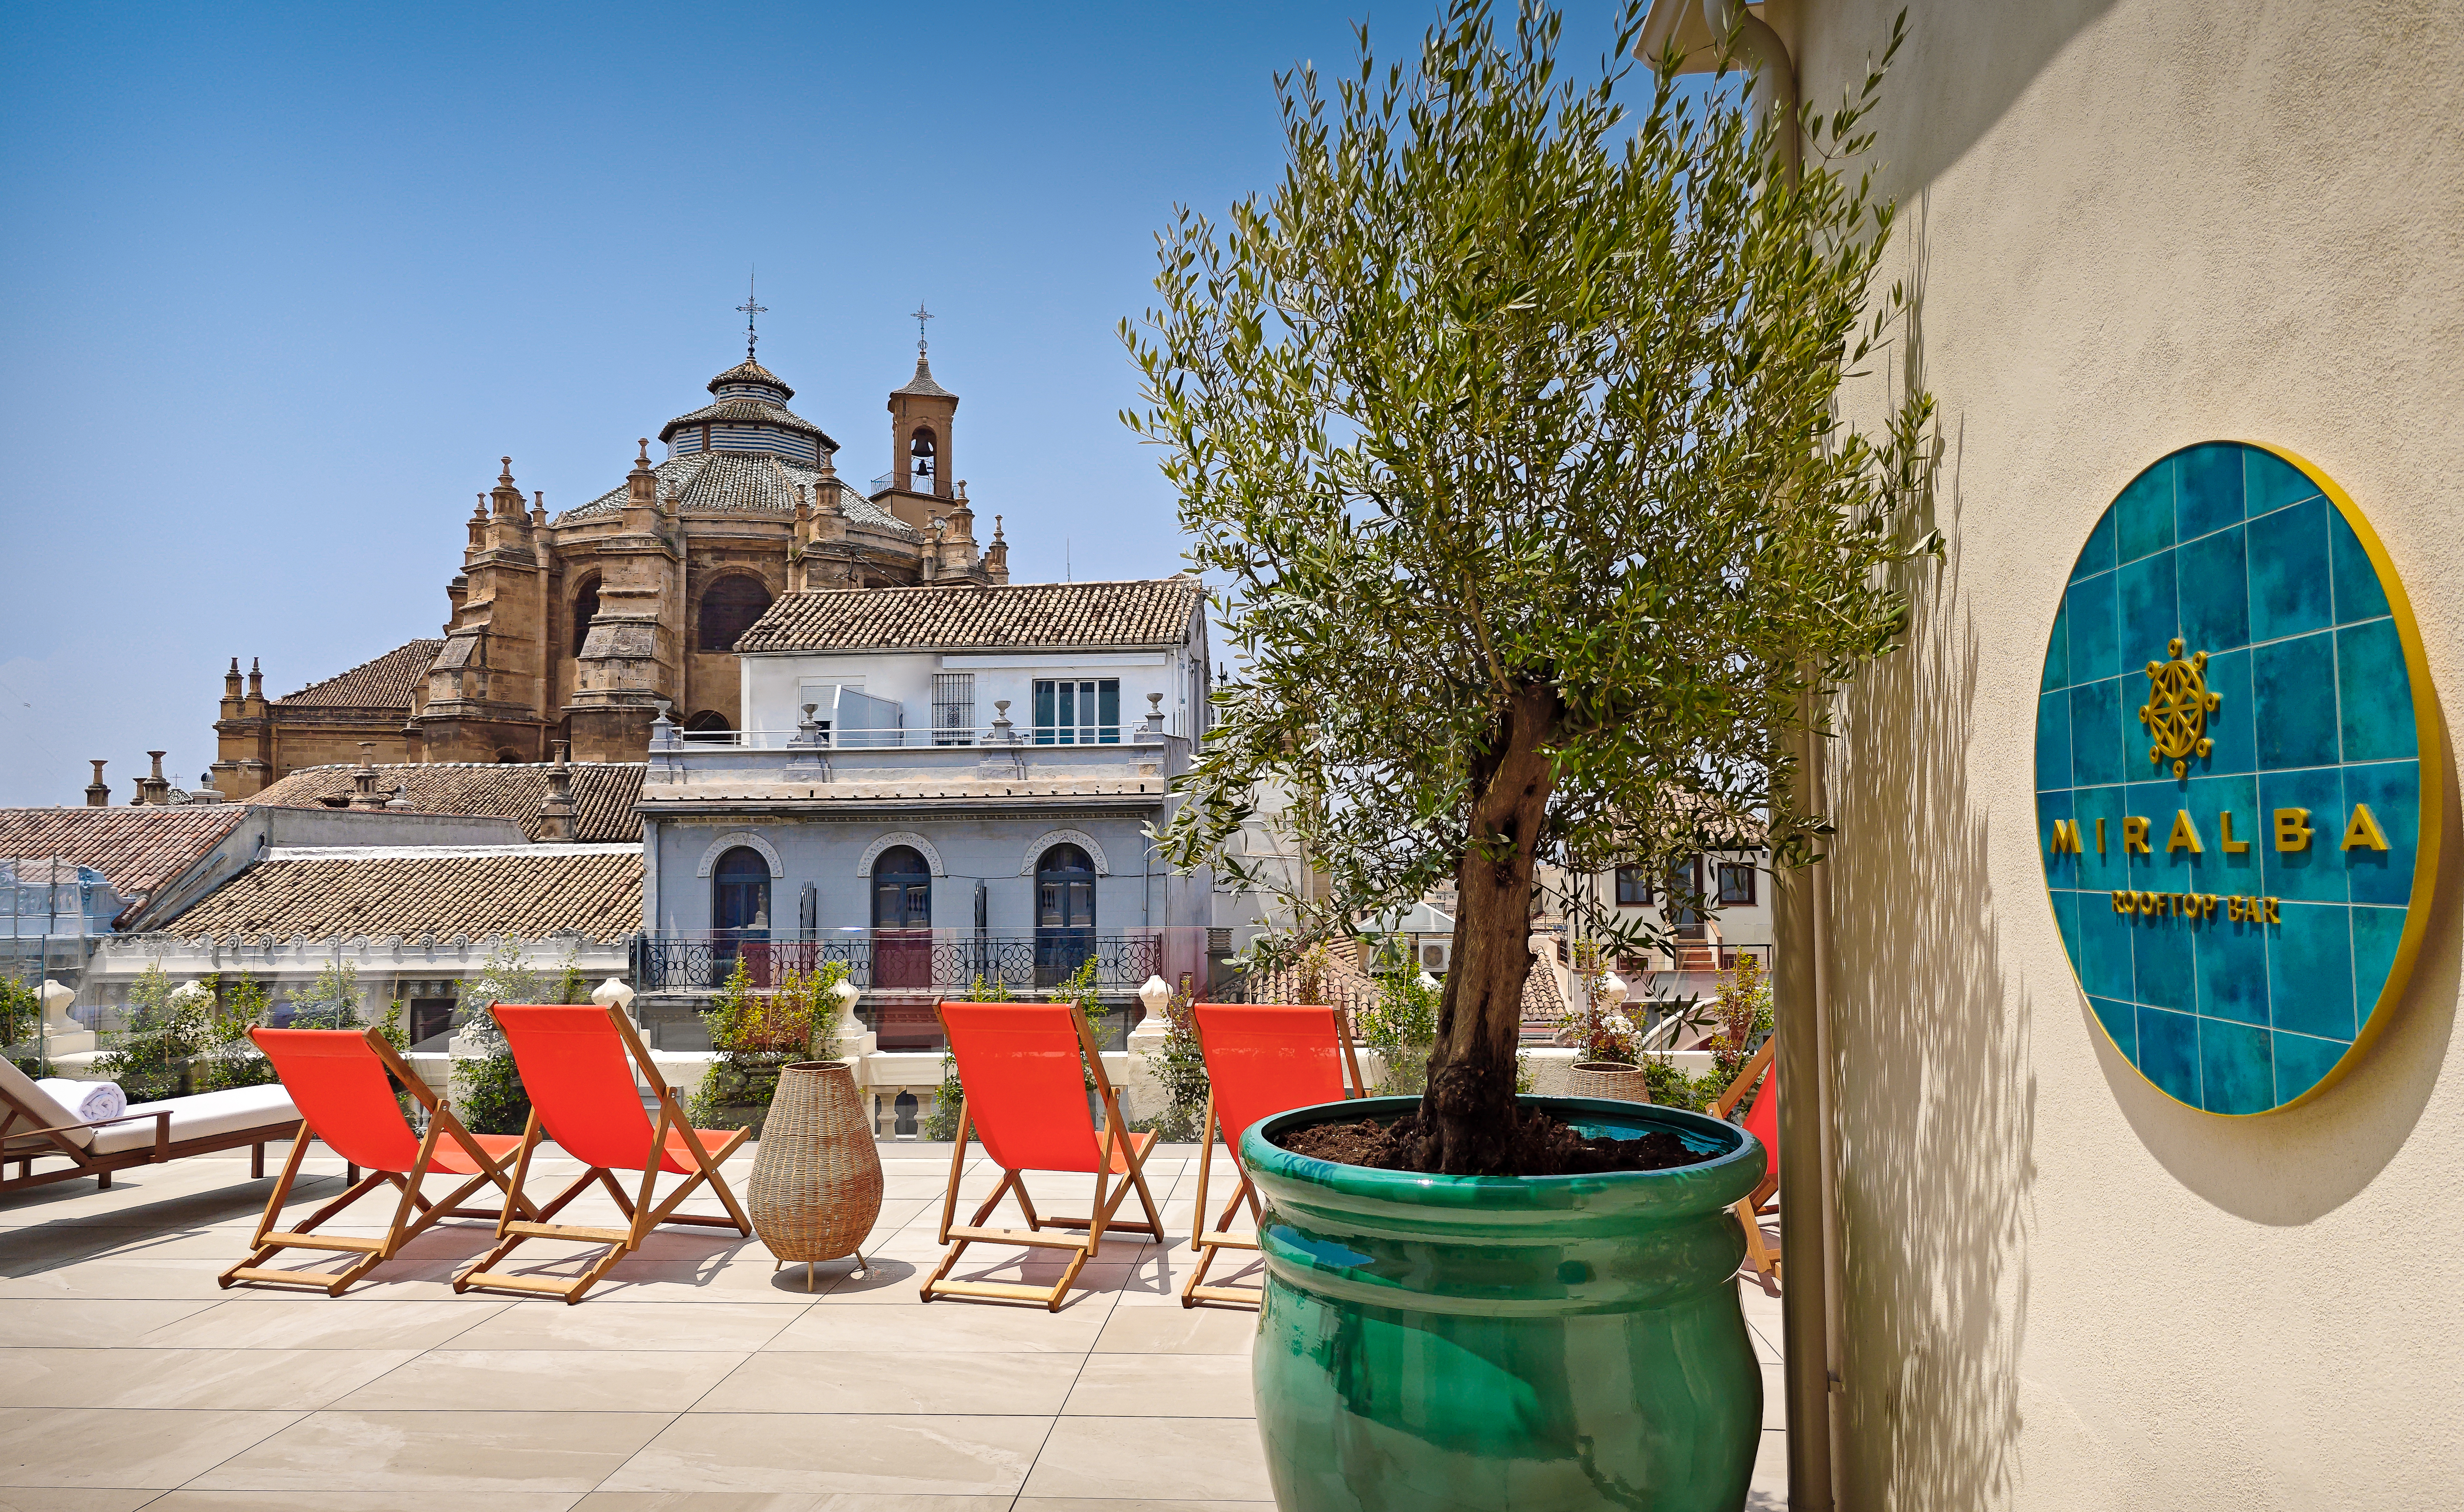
<box><xmin>737</xmin><ymin>271</ymin><xmax>768</xmax><ymax>362</ymax></box>
<box><xmin>910</xmin><ymin>301</ymin><xmax>933</xmax><ymax>357</ymax></box>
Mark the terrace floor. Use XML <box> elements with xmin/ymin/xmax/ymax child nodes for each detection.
<box><xmin>0</xmin><ymin>1143</ymin><xmax>1789</xmax><ymax>1510</ymax></box>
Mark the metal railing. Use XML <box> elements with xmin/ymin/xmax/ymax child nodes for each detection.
<box><xmin>632</xmin><ymin>929</ymin><xmax>1171</xmax><ymax>995</ymax></box>
<box><xmin>660</xmin><ymin>725</ymin><xmax>1150</xmax><ymax>752</ymax></box>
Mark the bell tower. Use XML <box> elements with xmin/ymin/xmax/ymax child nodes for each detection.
<box><xmin>886</xmin><ymin>304</ymin><xmax>957</xmax><ymax>504</ymax></box>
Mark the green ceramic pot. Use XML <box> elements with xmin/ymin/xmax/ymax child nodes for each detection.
<box><xmin>1242</xmin><ymin>1095</ymin><xmax>1766</xmax><ymax>1512</ymax></box>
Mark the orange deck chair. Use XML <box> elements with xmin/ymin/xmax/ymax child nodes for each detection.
<box><xmin>1710</xmin><ymin>1034</ymin><xmax>1780</xmax><ymax>1293</ymax></box>
<box><xmin>921</xmin><ymin>1000</ymin><xmax>1165</xmax><ymax>1310</ymax></box>
<box><xmin>453</xmin><ymin>1002</ymin><xmax>752</xmax><ymax>1304</ymax></box>
<box><xmin>223</xmin><ymin>1026</ymin><xmax>534</xmax><ymax>1296</ymax></box>
<box><xmin>1182</xmin><ymin>1002</ymin><xmax>1363</xmax><ymax>1308</ymax></box>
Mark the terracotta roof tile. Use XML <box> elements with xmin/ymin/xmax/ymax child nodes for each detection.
<box><xmin>163</xmin><ymin>847</ymin><xmax>642</xmax><ymax>943</ymax></box>
<box><xmin>249</xmin><ymin>763</ymin><xmax>645</xmax><ymax>842</ymax></box>
<box><xmin>558</xmin><ymin>454</ymin><xmax>905</xmax><ymax>533</ymax></box>
<box><xmin>737</xmin><ymin>577</ymin><xmax>1202</xmax><ymax>654</ymax></box>
<box><xmin>275</xmin><ymin>640</ymin><xmax>443</xmax><ymax>709</ymax></box>
<box><xmin>0</xmin><ymin>805</ymin><xmax>247</xmax><ymax>902</ymax></box>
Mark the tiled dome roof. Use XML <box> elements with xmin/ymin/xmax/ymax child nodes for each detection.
<box><xmin>706</xmin><ymin>358</ymin><xmax>793</xmax><ymax>398</ymax></box>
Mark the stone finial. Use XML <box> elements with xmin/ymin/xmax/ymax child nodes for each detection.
<box><xmin>992</xmin><ymin>513</ymin><xmax>1004</xmax><ymax>541</ymax></box>
<box><xmin>633</xmin><ymin>438</ymin><xmax>652</xmax><ymax>471</ymax></box>
<box><xmin>956</xmin><ymin>479</ymin><xmax>968</xmax><ymax>502</ymax></box>
<box><xmin>498</xmin><ymin>456</ymin><xmax>515</xmax><ymax>485</ymax></box>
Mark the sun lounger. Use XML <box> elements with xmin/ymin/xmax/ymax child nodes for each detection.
<box><xmin>921</xmin><ymin>999</ymin><xmax>1164</xmax><ymax>1310</ymax></box>
<box><xmin>1182</xmin><ymin>1002</ymin><xmax>1362</xmax><ymax>1308</ymax></box>
<box><xmin>221</xmin><ymin>1026</ymin><xmax>534</xmax><ymax>1296</ymax></box>
<box><xmin>454</xmin><ymin>1002</ymin><xmax>751</xmax><ymax>1304</ymax></box>
<box><xmin>1</xmin><ymin>1054</ymin><xmax>300</xmax><ymax>1196</ymax></box>
<box><xmin>1710</xmin><ymin>1034</ymin><xmax>1780</xmax><ymax>1293</ymax></box>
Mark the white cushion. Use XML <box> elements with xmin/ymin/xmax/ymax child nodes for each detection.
<box><xmin>90</xmin><ymin>1084</ymin><xmax>300</xmax><ymax>1156</ymax></box>
<box><xmin>0</xmin><ymin>1056</ymin><xmax>87</xmax><ymax>1149</ymax></box>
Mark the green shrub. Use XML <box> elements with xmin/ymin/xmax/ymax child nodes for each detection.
<box><xmin>1355</xmin><ymin>968</ymin><xmax>1439</xmax><ymax>1096</ymax></box>
<box><xmin>689</xmin><ymin>958</ymin><xmax>849</xmax><ymax>1134</ymax></box>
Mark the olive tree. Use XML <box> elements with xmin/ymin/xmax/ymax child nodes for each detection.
<box><xmin>1130</xmin><ymin>1</ymin><xmax>1933</xmax><ymax>1173</ymax></box>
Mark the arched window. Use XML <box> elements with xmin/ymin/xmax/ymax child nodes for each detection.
<box><xmin>870</xmin><ymin>845</ymin><xmax>933</xmax><ymax>928</ymax></box>
<box><xmin>908</xmin><ymin>426</ymin><xmax>937</xmax><ymax>484</ymax></box>
<box><xmin>711</xmin><ymin>846</ymin><xmax>771</xmax><ymax>984</ymax></box>
<box><xmin>494</xmin><ymin>749</ymin><xmax>521</xmax><ymax>764</ymax></box>
<box><xmin>1034</xmin><ymin>843</ymin><xmax>1096</xmax><ymax>987</ymax></box>
<box><xmin>892</xmin><ymin>1090</ymin><xmax>920</xmax><ymax>1138</ymax></box>
<box><xmin>683</xmin><ymin>709</ymin><xmax>733</xmax><ymax>743</ymax></box>
<box><xmin>571</xmin><ymin>575</ymin><xmax>600</xmax><ymax>657</ymax></box>
<box><xmin>698</xmin><ymin>575</ymin><xmax>774</xmax><ymax>653</ymax></box>
<box><xmin>871</xmin><ymin>844</ymin><xmax>933</xmax><ymax>990</ymax></box>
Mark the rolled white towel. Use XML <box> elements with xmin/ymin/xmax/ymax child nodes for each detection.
<box><xmin>38</xmin><ymin>1078</ymin><xmax>126</xmax><ymax>1125</ymax></box>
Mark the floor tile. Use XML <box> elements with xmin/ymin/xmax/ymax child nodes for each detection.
<box><xmin>599</xmin><ymin>1412</ymin><xmax>1051</xmax><ymax>1496</ymax></box>
<box><xmin>0</xmin><ymin>1407</ymin><xmax>301</xmax><ymax>1488</ymax></box>
<box><xmin>0</xmin><ymin>1488</ymin><xmax>164</xmax><ymax>1511</ymax></box>
<box><xmin>1063</xmin><ymin>1353</ymin><xmax>1253</xmax><ymax>1418</ymax></box>
<box><xmin>134</xmin><ymin>1298</ymin><xmax>504</xmax><ymax>1351</ymax></box>
<box><xmin>147</xmin><ymin>1495</ymin><xmax>583</xmax><ymax>1511</ymax></box>
<box><xmin>445</xmin><ymin>1301</ymin><xmax>800</xmax><ymax>1352</ymax></box>
<box><xmin>767</xmin><ymin>1299</ymin><xmax>1111</xmax><ymax>1353</ymax></box>
<box><xmin>1021</xmin><ymin>1416</ymin><xmax>1274</xmax><ymax>1503</ymax></box>
<box><xmin>0</xmin><ymin>1346</ymin><xmax>416</xmax><ymax>1410</ymax></box>
<box><xmin>1093</xmin><ymin>1306</ymin><xmax>1261</xmax><ymax>1356</ymax></box>
<box><xmin>697</xmin><ymin>1349</ymin><xmax>1084</xmax><ymax>1416</ymax></box>
<box><xmin>333</xmin><ymin>1350</ymin><xmax>750</xmax><ymax>1412</ymax></box>
<box><xmin>188</xmin><ymin>1409</ymin><xmax>674</xmax><ymax>1494</ymax></box>
<box><xmin>0</xmin><ymin>1298</ymin><xmax>216</xmax><ymax>1346</ymax></box>
<box><xmin>573</xmin><ymin>1496</ymin><xmax>1011</xmax><ymax>1511</ymax></box>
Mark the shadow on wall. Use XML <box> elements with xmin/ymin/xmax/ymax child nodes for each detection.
<box><xmin>2096</xmin><ymin>715</ymin><xmax>2458</xmax><ymax>1224</ymax></box>
<box><xmin>1828</xmin><ymin>390</ymin><xmax>2032</xmax><ymax>1511</ymax></box>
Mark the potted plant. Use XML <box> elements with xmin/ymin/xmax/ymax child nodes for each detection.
<box><xmin>1133</xmin><ymin>4</ymin><xmax>1927</xmax><ymax>1506</ymax></box>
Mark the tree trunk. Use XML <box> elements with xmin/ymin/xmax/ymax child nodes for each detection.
<box><xmin>1413</xmin><ymin>683</ymin><xmax>1559</xmax><ymax>1174</ymax></box>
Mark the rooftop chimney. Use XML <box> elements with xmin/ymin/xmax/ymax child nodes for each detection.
<box><xmin>538</xmin><ymin>741</ymin><xmax>576</xmax><ymax>840</ymax></box>
<box><xmin>85</xmin><ymin>760</ymin><xmax>108</xmax><ymax>807</ymax></box>
<box><xmin>349</xmin><ymin>743</ymin><xmax>387</xmax><ymax>809</ymax></box>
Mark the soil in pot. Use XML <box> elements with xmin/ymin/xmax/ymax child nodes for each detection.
<box><xmin>1275</xmin><ymin>1106</ymin><xmax>1706</xmax><ymax>1175</ymax></box>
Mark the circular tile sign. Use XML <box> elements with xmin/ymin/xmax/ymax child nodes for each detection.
<box><xmin>2035</xmin><ymin>442</ymin><xmax>2442</xmax><ymax>1114</ymax></box>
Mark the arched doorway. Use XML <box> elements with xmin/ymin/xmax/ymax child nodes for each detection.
<box><xmin>870</xmin><ymin>844</ymin><xmax>933</xmax><ymax>990</ymax></box>
<box><xmin>698</xmin><ymin>575</ymin><xmax>774</xmax><ymax>653</ymax></box>
<box><xmin>711</xmin><ymin>846</ymin><xmax>771</xmax><ymax>985</ymax></box>
<box><xmin>1034</xmin><ymin>843</ymin><xmax>1096</xmax><ymax>988</ymax></box>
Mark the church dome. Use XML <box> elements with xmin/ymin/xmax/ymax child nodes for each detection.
<box><xmin>659</xmin><ymin>358</ymin><xmax>838</xmax><ymax>466</ymax></box>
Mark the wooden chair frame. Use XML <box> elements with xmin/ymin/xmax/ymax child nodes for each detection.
<box><xmin>220</xmin><ymin>1027</ymin><xmax>536</xmax><ymax>1297</ymax></box>
<box><xmin>1710</xmin><ymin>1034</ymin><xmax>1779</xmax><ymax>1293</ymax></box>
<box><xmin>454</xmin><ymin>1003</ymin><xmax>752</xmax><ymax>1305</ymax></box>
<box><xmin>1182</xmin><ymin>1005</ymin><xmax>1364</xmax><ymax>1309</ymax></box>
<box><xmin>921</xmin><ymin>1001</ymin><xmax>1165</xmax><ymax>1311</ymax></box>
<box><xmin>2</xmin><ymin>1077</ymin><xmax>298</xmax><ymax>1197</ymax></box>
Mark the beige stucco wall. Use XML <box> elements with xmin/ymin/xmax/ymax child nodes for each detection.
<box><xmin>1784</xmin><ymin>1</ymin><xmax>2464</xmax><ymax>1506</ymax></box>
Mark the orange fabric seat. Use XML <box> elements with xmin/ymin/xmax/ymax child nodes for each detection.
<box><xmin>920</xmin><ymin>1001</ymin><xmax>1165</xmax><ymax>1311</ymax></box>
<box><xmin>1711</xmin><ymin>1036</ymin><xmax>1781</xmax><ymax>1292</ymax></box>
<box><xmin>1182</xmin><ymin>1003</ymin><xmax>1361</xmax><ymax>1308</ymax></box>
<box><xmin>452</xmin><ymin>1003</ymin><xmax>752</xmax><ymax>1305</ymax></box>
<box><xmin>222</xmin><ymin>1027</ymin><xmax>535</xmax><ymax>1297</ymax></box>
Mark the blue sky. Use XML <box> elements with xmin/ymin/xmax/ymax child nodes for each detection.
<box><xmin>0</xmin><ymin>1</ymin><xmax>1641</xmax><ymax>806</ymax></box>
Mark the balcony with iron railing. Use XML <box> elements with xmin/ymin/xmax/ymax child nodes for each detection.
<box><xmin>631</xmin><ymin>926</ymin><xmax>1219</xmax><ymax>1050</ymax></box>
<box><xmin>643</xmin><ymin>700</ymin><xmax>1191</xmax><ymax>795</ymax></box>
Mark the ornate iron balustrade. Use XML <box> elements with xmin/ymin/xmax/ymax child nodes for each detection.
<box><xmin>631</xmin><ymin>930</ymin><xmax>1165</xmax><ymax>996</ymax></box>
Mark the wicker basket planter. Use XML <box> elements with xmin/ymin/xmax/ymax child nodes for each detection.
<box><xmin>1564</xmin><ymin>1061</ymin><xmax>1653</xmax><ymax>1103</ymax></box>
<box><xmin>745</xmin><ymin>1060</ymin><xmax>883</xmax><ymax>1289</ymax></box>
